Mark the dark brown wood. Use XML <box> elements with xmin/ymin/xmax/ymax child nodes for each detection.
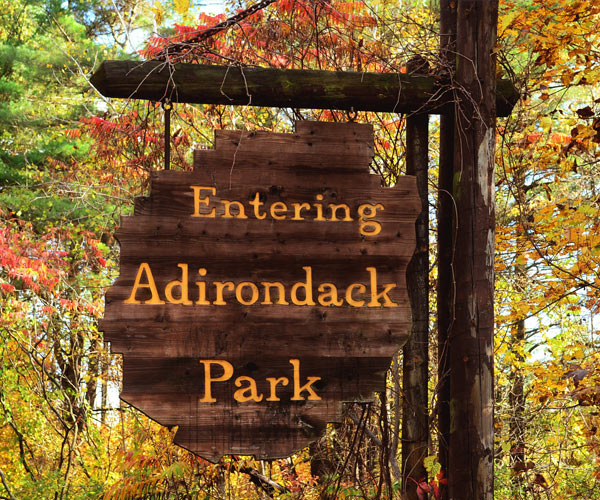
<box><xmin>90</xmin><ymin>60</ymin><xmax>519</xmax><ymax>117</ymax></box>
<box><xmin>448</xmin><ymin>1</ymin><xmax>497</xmax><ymax>498</ymax></box>
<box><xmin>163</xmin><ymin>102</ymin><xmax>171</xmax><ymax>170</ymax></box>
<box><xmin>437</xmin><ymin>1</ymin><xmax>457</xmax><ymax>497</ymax></box>
<box><xmin>402</xmin><ymin>59</ymin><xmax>430</xmax><ymax>500</ymax></box>
<box><xmin>99</xmin><ymin>121</ymin><xmax>420</xmax><ymax>462</ymax></box>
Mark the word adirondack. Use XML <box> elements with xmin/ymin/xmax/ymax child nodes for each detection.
<box><xmin>99</xmin><ymin>121</ymin><xmax>419</xmax><ymax>461</ymax></box>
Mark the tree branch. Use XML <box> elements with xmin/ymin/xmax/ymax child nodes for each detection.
<box><xmin>0</xmin><ymin>469</ymin><xmax>16</xmax><ymax>500</ymax></box>
<box><xmin>238</xmin><ymin>466</ymin><xmax>289</xmax><ymax>497</ymax></box>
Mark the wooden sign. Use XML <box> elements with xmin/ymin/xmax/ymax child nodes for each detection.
<box><xmin>99</xmin><ymin>121</ymin><xmax>419</xmax><ymax>462</ymax></box>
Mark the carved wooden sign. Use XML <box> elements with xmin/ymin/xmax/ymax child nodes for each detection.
<box><xmin>99</xmin><ymin>121</ymin><xmax>419</xmax><ymax>462</ymax></box>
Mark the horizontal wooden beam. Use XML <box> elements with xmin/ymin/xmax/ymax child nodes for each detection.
<box><xmin>90</xmin><ymin>60</ymin><xmax>518</xmax><ymax>117</ymax></box>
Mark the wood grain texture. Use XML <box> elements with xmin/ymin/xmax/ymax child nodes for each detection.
<box><xmin>100</xmin><ymin>121</ymin><xmax>419</xmax><ymax>461</ymax></box>
<box><xmin>447</xmin><ymin>1</ymin><xmax>497</xmax><ymax>497</ymax></box>
<box><xmin>89</xmin><ymin>60</ymin><xmax>519</xmax><ymax>117</ymax></box>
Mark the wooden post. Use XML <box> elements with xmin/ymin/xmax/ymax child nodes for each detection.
<box><xmin>163</xmin><ymin>101</ymin><xmax>171</xmax><ymax>170</ymax></box>
<box><xmin>402</xmin><ymin>57</ymin><xmax>430</xmax><ymax>500</ymax></box>
<box><xmin>437</xmin><ymin>1</ymin><xmax>457</xmax><ymax>497</ymax></box>
<box><xmin>448</xmin><ymin>0</ymin><xmax>498</xmax><ymax>498</ymax></box>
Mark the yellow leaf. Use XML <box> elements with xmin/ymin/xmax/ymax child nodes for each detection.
<box><xmin>174</xmin><ymin>0</ymin><xmax>190</xmax><ymax>15</ymax></box>
<box><xmin>423</xmin><ymin>455</ymin><xmax>441</xmax><ymax>477</ymax></box>
<box><xmin>572</xmin><ymin>347</ymin><xmax>585</xmax><ymax>359</ymax></box>
<box><xmin>499</xmin><ymin>11</ymin><xmax>519</xmax><ymax>31</ymax></box>
<box><xmin>151</xmin><ymin>1</ymin><xmax>163</xmax><ymax>25</ymax></box>
<box><xmin>540</xmin><ymin>116</ymin><xmax>553</xmax><ymax>132</ymax></box>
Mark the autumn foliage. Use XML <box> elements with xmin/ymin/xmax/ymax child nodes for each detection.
<box><xmin>1</xmin><ymin>0</ymin><xmax>600</xmax><ymax>498</ymax></box>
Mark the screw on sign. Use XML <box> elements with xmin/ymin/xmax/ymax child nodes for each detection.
<box><xmin>99</xmin><ymin>121</ymin><xmax>419</xmax><ymax>462</ymax></box>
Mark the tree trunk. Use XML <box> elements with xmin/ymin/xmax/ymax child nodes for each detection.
<box><xmin>448</xmin><ymin>1</ymin><xmax>498</xmax><ymax>498</ymax></box>
<box><xmin>101</xmin><ymin>344</ymin><xmax>108</xmax><ymax>426</ymax></box>
<box><xmin>509</xmin><ymin>318</ymin><xmax>526</xmax><ymax>479</ymax></box>
<box><xmin>437</xmin><ymin>2</ymin><xmax>457</xmax><ymax>497</ymax></box>
<box><xmin>508</xmin><ymin>164</ymin><xmax>527</xmax><ymax>492</ymax></box>
<box><xmin>402</xmin><ymin>57</ymin><xmax>430</xmax><ymax>500</ymax></box>
<box><xmin>86</xmin><ymin>337</ymin><xmax>100</xmax><ymax>412</ymax></box>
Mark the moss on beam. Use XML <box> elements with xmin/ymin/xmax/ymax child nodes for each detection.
<box><xmin>91</xmin><ymin>60</ymin><xmax>518</xmax><ymax>117</ymax></box>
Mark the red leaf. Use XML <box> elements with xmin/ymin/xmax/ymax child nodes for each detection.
<box><xmin>416</xmin><ymin>480</ymin><xmax>431</xmax><ymax>500</ymax></box>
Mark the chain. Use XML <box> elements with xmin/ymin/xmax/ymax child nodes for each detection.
<box><xmin>155</xmin><ymin>0</ymin><xmax>280</xmax><ymax>61</ymax></box>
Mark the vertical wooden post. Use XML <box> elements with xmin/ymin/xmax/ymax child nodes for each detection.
<box><xmin>437</xmin><ymin>1</ymin><xmax>457</xmax><ymax>497</ymax></box>
<box><xmin>163</xmin><ymin>101</ymin><xmax>171</xmax><ymax>170</ymax></box>
<box><xmin>448</xmin><ymin>0</ymin><xmax>498</xmax><ymax>498</ymax></box>
<box><xmin>402</xmin><ymin>57</ymin><xmax>430</xmax><ymax>500</ymax></box>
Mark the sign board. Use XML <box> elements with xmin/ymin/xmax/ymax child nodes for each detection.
<box><xmin>99</xmin><ymin>121</ymin><xmax>419</xmax><ymax>462</ymax></box>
